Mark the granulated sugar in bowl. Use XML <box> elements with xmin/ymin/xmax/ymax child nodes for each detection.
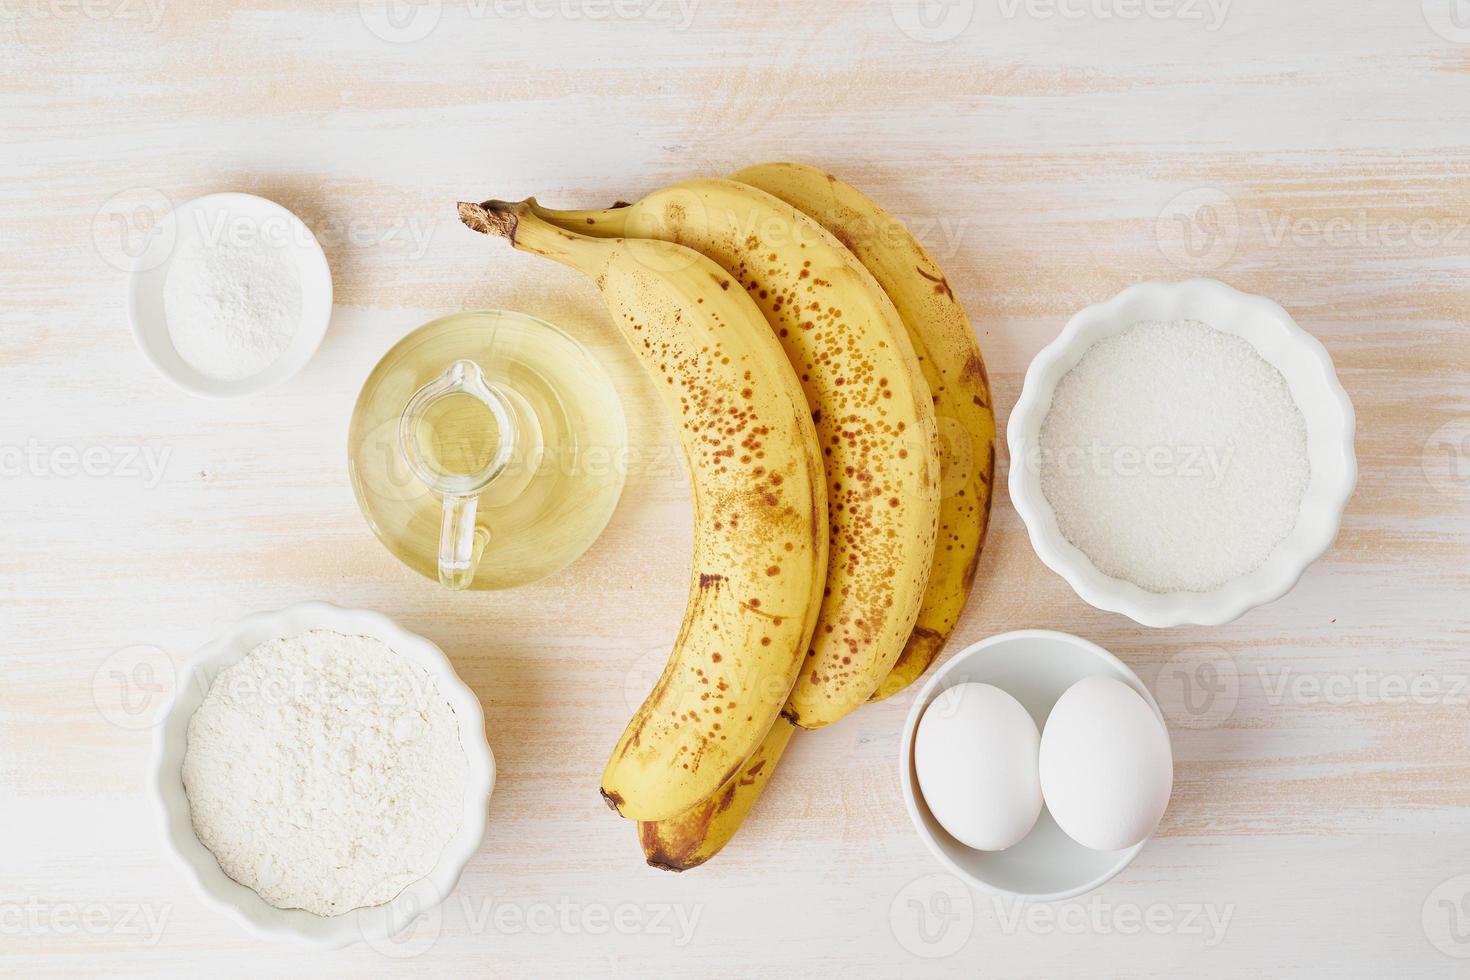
<box><xmin>1038</xmin><ymin>319</ymin><xmax>1309</xmax><ymax>594</ymax></box>
<box><xmin>1007</xmin><ymin>279</ymin><xmax>1357</xmax><ymax>628</ymax></box>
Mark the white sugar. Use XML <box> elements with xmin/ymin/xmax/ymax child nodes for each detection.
<box><xmin>1038</xmin><ymin>319</ymin><xmax>1309</xmax><ymax>594</ymax></box>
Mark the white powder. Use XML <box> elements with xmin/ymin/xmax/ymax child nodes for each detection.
<box><xmin>1038</xmin><ymin>320</ymin><xmax>1310</xmax><ymax>594</ymax></box>
<box><xmin>163</xmin><ymin>232</ymin><xmax>301</xmax><ymax>380</ymax></box>
<box><xmin>183</xmin><ymin>630</ymin><xmax>467</xmax><ymax>917</ymax></box>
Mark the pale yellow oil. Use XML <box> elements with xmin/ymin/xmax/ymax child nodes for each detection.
<box><xmin>348</xmin><ymin>311</ymin><xmax>627</xmax><ymax>590</ymax></box>
<box><xmin>415</xmin><ymin>392</ymin><xmax>503</xmax><ymax>479</ymax></box>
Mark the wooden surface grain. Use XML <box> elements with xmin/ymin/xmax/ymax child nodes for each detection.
<box><xmin>3</xmin><ymin>1</ymin><xmax>1469</xmax><ymax>976</ymax></box>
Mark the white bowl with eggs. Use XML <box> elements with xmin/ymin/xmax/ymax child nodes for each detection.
<box><xmin>1007</xmin><ymin>278</ymin><xmax>1356</xmax><ymax>627</ymax></box>
<box><xmin>150</xmin><ymin>601</ymin><xmax>494</xmax><ymax>948</ymax></box>
<box><xmin>899</xmin><ymin>630</ymin><xmax>1171</xmax><ymax>902</ymax></box>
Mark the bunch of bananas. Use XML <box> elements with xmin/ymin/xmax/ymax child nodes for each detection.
<box><xmin>460</xmin><ymin>163</ymin><xmax>995</xmax><ymax>870</ymax></box>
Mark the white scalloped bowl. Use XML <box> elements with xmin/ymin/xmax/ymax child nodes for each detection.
<box><xmin>151</xmin><ymin>601</ymin><xmax>494</xmax><ymax>948</ymax></box>
<box><xmin>1007</xmin><ymin>279</ymin><xmax>1356</xmax><ymax>628</ymax></box>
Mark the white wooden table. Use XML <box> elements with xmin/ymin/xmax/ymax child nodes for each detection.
<box><xmin>4</xmin><ymin>2</ymin><xmax>1469</xmax><ymax>976</ymax></box>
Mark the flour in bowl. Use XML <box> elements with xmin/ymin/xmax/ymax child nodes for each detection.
<box><xmin>1038</xmin><ymin>319</ymin><xmax>1310</xmax><ymax>594</ymax></box>
<box><xmin>183</xmin><ymin>629</ymin><xmax>467</xmax><ymax>917</ymax></box>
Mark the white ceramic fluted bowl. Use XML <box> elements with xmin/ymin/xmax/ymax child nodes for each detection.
<box><xmin>1007</xmin><ymin>279</ymin><xmax>1356</xmax><ymax>628</ymax></box>
<box><xmin>151</xmin><ymin>601</ymin><xmax>494</xmax><ymax>948</ymax></box>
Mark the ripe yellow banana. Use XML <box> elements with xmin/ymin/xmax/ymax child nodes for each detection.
<box><xmin>532</xmin><ymin>180</ymin><xmax>941</xmax><ymax>729</ymax></box>
<box><xmin>639</xmin><ymin>716</ymin><xmax>795</xmax><ymax>871</ymax></box>
<box><xmin>732</xmin><ymin>163</ymin><xmax>996</xmax><ymax>702</ymax></box>
<box><xmin>636</xmin><ymin>167</ymin><xmax>997</xmax><ymax>868</ymax></box>
<box><xmin>459</xmin><ymin>199</ymin><xmax>828</xmax><ymax>822</ymax></box>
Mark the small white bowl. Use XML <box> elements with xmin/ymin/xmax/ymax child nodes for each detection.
<box><xmin>151</xmin><ymin>601</ymin><xmax>494</xmax><ymax>948</ymax></box>
<box><xmin>1007</xmin><ymin>278</ymin><xmax>1357</xmax><ymax>628</ymax></box>
<box><xmin>900</xmin><ymin>630</ymin><xmax>1165</xmax><ymax>902</ymax></box>
<box><xmin>128</xmin><ymin>193</ymin><xmax>333</xmax><ymax>398</ymax></box>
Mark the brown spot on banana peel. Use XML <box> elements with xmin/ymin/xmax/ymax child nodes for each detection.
<box><xmin>601</xmin><ymin>787</ymin><xmax>625</xmax><ymax>813</ymax></box>
<box><xmin>639</xmin><ymin>735</ymin><xmax>783</xmax><ymax>872</ymax></box>
<box><xmin>958</xmin><ymin>351</ymin><xmax>992</xmax><ymax>406</ymax></box>
<box><xmin>961</xmin><ymin>443</ymin><xmax>997</xmax><ymax>593</ymax></box>
<box><xmin>640</xmin><ymin>805</ymin><xmax>708</xmax><ymax>872</ymax></box>
<box><xmin>915</xmin><ymin>265</ymin><xmax>955</xmax><ymax>301</ymax></box>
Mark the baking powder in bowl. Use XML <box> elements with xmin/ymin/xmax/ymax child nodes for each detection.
<box><xmin>1037</xmin><ymin>320</ymin><xmax>1310</xmax><ymax>594</ymax></box>
<box><xmin>163</xmin><ymin>230</ymin><xmax>301</xmax><ymax>380</ymax></box>
<box><xmin>183</xmin><ymin>630</ymin><xmax>467</xmax><ymax>917</ymax></box>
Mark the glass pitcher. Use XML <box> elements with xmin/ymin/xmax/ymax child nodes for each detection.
<box><xmin>348</xmin><ymin>310</ymin><xmax>627</xmax><ymax>590</ymax></box>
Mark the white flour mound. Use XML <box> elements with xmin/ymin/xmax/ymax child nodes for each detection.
<box><xmin>163</xmin><ymin>232</ymin><xmax>301</xmax><ymax>381</ymax></box>
<box><xmin>183</xmin><ymin>630</ymin><xmax>467</xmax><ymax>917</ymax></box>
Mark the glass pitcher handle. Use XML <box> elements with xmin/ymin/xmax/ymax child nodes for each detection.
<box><xmin>438</xmin><ymin>493</ymin><xmax>488</xmax><ymax>591</ymax></box>
<box><xmin>399</xmin><ymin>359</ymin><xmax>516</xmax><ymax>591</ymax></box>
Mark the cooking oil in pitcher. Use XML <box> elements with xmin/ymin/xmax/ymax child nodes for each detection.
<box><xmin>348</xmin><ymin>310</ymin><xmax>627</xmax><ymax>590</ymax></box>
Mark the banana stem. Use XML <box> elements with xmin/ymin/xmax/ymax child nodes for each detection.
<box><xmin>459</xmin><ymin>198</ymin><xmax>597</xmax><ymax>270</ymax></box>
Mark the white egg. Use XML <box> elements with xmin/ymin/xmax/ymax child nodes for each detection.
<box><xmin>914</xmin><ymin>682</ymin><xmax>1043</xmax><ymax>851</ymax></box>
<box><xmin>1039</xmin><ymin>675</ymin><xmax>1173</xmax><ymax>852</ymax></box>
